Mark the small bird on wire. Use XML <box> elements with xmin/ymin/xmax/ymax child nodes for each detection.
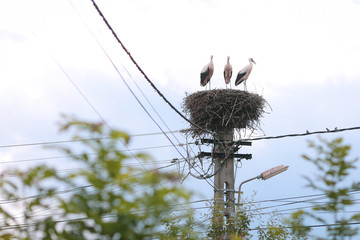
<box><xmin>224</xmin><ymin>56</ymin><xmax>232</xmax><ymax>89</ymax></box>
<box><xmin>235</xmin><ymin>58</ymin><xmax>256</xmax><ymax>91</ymax></box>
<box><xmin>200</xmin><ymin>55</ymin><xmax>214</xmax><ymax>90</ymax></box>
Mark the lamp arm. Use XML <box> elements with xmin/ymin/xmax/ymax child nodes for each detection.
<box><xmin>237</xmin><ymin>175</ymin><xmax>261</xmax><ymax>205</ymax></box>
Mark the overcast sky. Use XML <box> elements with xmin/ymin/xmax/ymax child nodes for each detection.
<box><xmin>1</xmin><ymin>0</ymin><xmax>360</xmax><ymax>237</ymax></box>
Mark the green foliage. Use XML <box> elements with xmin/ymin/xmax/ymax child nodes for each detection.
<box><xmin>205</xmin><ymin>200</ymin><xmax>254</xmax><ymax>240</ymax></box>
<box><xmin>284</xmin><ymin>211</ymin><xmax>310</xmax><ymax>240</ymax></box>
<box><xmin>257</xmin><ymin>212</ymin><xmax>287</xmax><ymax>240</ymax></box>
<box><xmin>288</xmin><ymin>137</ymin><xmax>360</xmax><ymax>240</ymax></box>
<box><xmin>0</xmin><ymin>117</ymin><xmax>191</xmax><ymax>239</ymax></box>
<box><xmin>162</xmin><ymin>211</ymin><xmax>203</xmax><ymax>240</ymax></box>
<box><xmin>203</xmin><ymin>194</ymin><xmax>308</xmax><ymax>240</ymax></box>
<box><xmin>258</xmin><ymin>211</ymin><xmax>310</xmax><ymax>240</ymax></box>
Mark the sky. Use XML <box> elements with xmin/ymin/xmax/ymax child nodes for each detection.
<box><xmin>1</xmin><ymin>0</ymin><xmax>360</xmax><ymax>237</ymax></box>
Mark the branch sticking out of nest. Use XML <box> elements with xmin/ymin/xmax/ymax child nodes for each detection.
<box><xmin>182</xmin><ymin>89</ymin><xmax>268</xmax><ymax>137</ymax></box>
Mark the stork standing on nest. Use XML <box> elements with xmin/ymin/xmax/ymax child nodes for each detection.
<box><xmin>235</xmin><ymin>58</ymin><xmax>256</xmax><ymax>91</ymax></box>
<box><xmin>224</xmin><ymin>56</ymin><xmax>232</xmax><ymax>89</ymax></box>
<box><xmin>200</xmin><ymin>55</ymin><xmax>214</xmax><ymax>90</ymax></box>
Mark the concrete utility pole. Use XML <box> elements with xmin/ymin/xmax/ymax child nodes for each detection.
<box><xmin>213</xmin><ymin>128</ymin><xmax>235</xmax><ymax>220</ymax></box>
<box><xmin>206</xmin><ymin>130</ymin><xmax>251</xmax><ymax>233</ymax></box>
<box><xmin>199</xmin><ymin>134</ymin><xmax>252</xmax><ymax>236</ymax></box>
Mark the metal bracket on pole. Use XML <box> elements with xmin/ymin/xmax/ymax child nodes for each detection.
<box><xmin>198</xmin><ymin>151</ymin><xmax>252</xmax><ymax>160</ymax></box>
<box><xmin>201</xmin><ymin>138</ymin><xmax>252</xmax><ymax>146</ymax></box>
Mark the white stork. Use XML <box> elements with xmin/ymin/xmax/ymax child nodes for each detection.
<box><xmin>200</xmin><ymin>55</ymin><xmax>214</xmax><ymax>90</ymax></box>
<box><xmin>223</xmin><ymin>56</ymin><xmax>232</xmax><ymax>89</ymax></box>
<box><xmin>235</xmin><ymin>58</ymin><xmax>256</xmax><ymax>91</ymax></box>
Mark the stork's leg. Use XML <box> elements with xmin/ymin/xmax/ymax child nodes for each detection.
<box><xmin>244</xmin><ymin>81</ymin><xmax>247</xmax><ymax>91</ymax></box>
<box><xmin>209</xmin><ymin>81</ymin><xmax>211</xmax><ymax>90</ymax></box>
<box><xmin>230</xmin><ymin>82</ymin><xmax>232</xmax><ymax>89</ymax></box>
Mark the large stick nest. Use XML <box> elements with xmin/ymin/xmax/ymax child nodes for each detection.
<box><xmin>183</xmin><ymin>89</ymin><xmax>267</xmax><ymax>136</ymax></box>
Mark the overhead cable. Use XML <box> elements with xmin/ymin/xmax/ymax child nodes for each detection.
<box><xmin>89</xmin><ymin>0</ymin><xmax>213</xmax><ymax>135</ymax></box>
<box><xmin>248</xmin><ymin>126</ymin><xmax>360</xmax><ymax>141</ymax></box>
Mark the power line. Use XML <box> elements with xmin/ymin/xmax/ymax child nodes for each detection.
<box><xmin>131</xmin><ymin>130</ymin><xmax>181</xmax><ymax>137</ymax></box>
<box><xmin>0</xmin><ymin>138</ymin><xmax>105</xmax><ymax>149</ymax></box>
<box><xmin>0</xmin><ymin>148</ymin><xmax>186</xmax><ymax>164</ymax></box>
<box><xmin>0</xmin><ymin>130</ymin><xmax>183</xmax><ymax>149</ymax></box>
<box><xmin>258</xmin><ymin>202</ymin><xmax>360</xmax><ymax>216</ymax></box>
<box><xmin>240</xmin><ymin>191</ymin><xmax>360</xmax><ymax>215</ymax></box>
<box><xmin>121</xmin><ymin>62</ymin><xmax>201</xmax><ymax>172</ymax></box>
<box><xmin>247</xmin><ymin>126</ymin><xmax>360</xmax><ymax>141</ymax></box>
<box><xmin>121</xmin><ymin>62</ymin><xmax>211</xmax><ymax>183</ymax></box>
<box><xmin>2</xmin><ymin>160</ymin><xmax>183</xmax><ymax>176</ymax></box>
<box><xmin>260</xmin><ymin>197</ymin><xmax>360</xmax><ymax>214</ymax></box>
<box><xmin>0</xmin><ymin>143</ymin><xmax>190</xmax><ymax>164</ymax></box>
<box><xmin>252</xmin><ymin>189</ymin><xmax>360</xmax><ymax>205</ymax></box>
<box><xmin>3</xmin><ymin>208</ymin><xmax>360</xmax><ymax>232</ymax></box>
<box><xmin>249</xmin><ymin>222</ymin><xmax>360</xmax><ymax>231</ymax></box>
<box><xmin>89</xmin><ymin>0</ymin><xmax>213</xmax><ymax>136</ymax></box>
<box><xmin>0</xmin><ymin>185</ymin><xmax>92</xmax><ymax>205</ymax></box>
<box><xmin>33</xmin><ymin>31</ymin><xmax>109</xmax><ymax>127</ymax></box>
<box><xmin>0</xmin><ymin>161</ymin><xmax>182</xmax><ymax>205</ymax></box>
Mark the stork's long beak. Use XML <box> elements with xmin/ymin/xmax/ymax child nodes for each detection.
<box><xmin>252</xmin><ymin>59</ymin><xmax>256</xmax><ymax>64</ymax></box>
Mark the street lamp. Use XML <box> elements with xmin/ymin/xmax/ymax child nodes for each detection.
<box><xmin>237</xmin><ymin>165</ymin><xmax>289</xmax><ymax>205</ymax></box>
